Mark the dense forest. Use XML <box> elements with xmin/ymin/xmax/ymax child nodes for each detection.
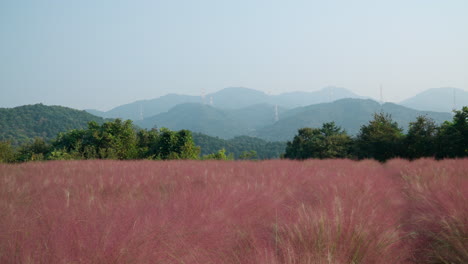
<box><xmin>284</xmin><ymin>106</ymin><xmax>468</xmax><ymax>161</ymax></box>
<box><xmin>1</xmin><ymin>106</ymin><xmax>467</xmax><ymax>163</ymax></box>
<box><xmin>0</xmin><ymin>104</ymin><xmax>106</xmax><ymax>145</ymax></box>
<box><xmin>0</xmin><ymin>119</ymin><xmax>278</xmax><ymax>162</ymax></box>
<box><xmin>192</xmin><ymin>133</ymin><xmax>286</xmax><ymax>160</ymax></box>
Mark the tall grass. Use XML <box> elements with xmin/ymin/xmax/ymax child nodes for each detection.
<box><xmin>391</xmin><ymin>159</ymin><xmax>468</xmax><ymax>264</ymax></box>
<box><xmin>0</xmin><ymin>159</ymin><xmax>466</xmax><ymax>263</ymax></box>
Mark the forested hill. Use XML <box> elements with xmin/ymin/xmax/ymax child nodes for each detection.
<box><xmin>192</xmin><ymin>133</ymin><xmax>286</xmax><ymax>159</ymax></box>
<box><xmin>254</xmin><ymin>99</ymin><xmax>453</xmax><ymax>141</ymax></box>
<box><xmin>0</xmin><ymin>104</ymin><xmax>106</xmax><ymax>145</ymax></box>
<box><xmin>88</xmin><ymin>86</ymin><xmax>363</xmax><ymax>120</ymax></box>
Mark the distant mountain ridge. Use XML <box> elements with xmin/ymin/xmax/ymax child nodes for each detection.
<box><xmin>136</xmin><ymin>98</ymin><xmax>453</xmax><ymax>141</ymax></box>
<box><xmin>87</xmin><ymin>86</ymin><xmax>365</xmax><ymax>120</ymax></box>
<box><xmin>255</xmin><ymin>99</ymin><xmax>453</xmax><ymax>141</ymax></box>
<box><xmin>88</xmin><ymin>93</ymin><xmax>200</xmax><ymax>120</ymax></box>
<box><xmin>3</xmin><ymin>87</ymin><xmax>461</xmax><ymax>146</ymax></box>
<box><xmin>400</xmin><ymin>87</ymin><xmax>468</xmax><ymax>113</ymax></box>
<box><xmin>134</xmin><ymin>103</ymin><xmax>288</xmax><ymax>139</ymax></box>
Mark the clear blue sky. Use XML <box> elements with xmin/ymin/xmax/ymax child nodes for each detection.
<box><xmin>1</xmin><ymin>0</ymin><xmax>467</xmax><ymax>110</ymax></box>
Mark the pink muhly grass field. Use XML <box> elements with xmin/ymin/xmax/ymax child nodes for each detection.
<box><xmin>0</xmin><ymin>159</ymin><xmax>466</xmax><ymax>264</ymax></box>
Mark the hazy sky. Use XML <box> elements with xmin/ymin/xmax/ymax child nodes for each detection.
<box><xmin>1</xmin><ymin>0</ymin><xmax>467</xmax><ymax>111</ymax></box>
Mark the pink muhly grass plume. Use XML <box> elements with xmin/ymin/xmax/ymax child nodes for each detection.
<box><xmin>0</xmin><ymin>159</ymin><xmax>466</xmax><ymax>263</ymax></box>
<box><xmin>396</xmin><ymin>158</ymin><xmax>468</xmax><ymax>264</ymax></box>
<box><xmin>273</xmin><ymin>159</ymin><xmax>409</xmax><ymax>264</ymax></box>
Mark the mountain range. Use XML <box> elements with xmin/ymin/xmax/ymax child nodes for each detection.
<box><xmin>87</xmin><ymin>86</ymin><xmax>365</xmax><ymax>120</ymax></box>
<box><xmin>254</xmin><ymin>99</ymin><xmax>452</xmax><ymax>141</ymax></box>
<box><xmin>400</xmin><ymin>87</ymin><xmax>468</xmax><ymax>113</ymax></box>
<box><xmin>2</xmin><ymin>87</ymin><xmax>464</xmax><ymax>147</ymax></box>
<box><xmin>132</xmin><ymin>98</ymin><xmax>452</xmax><ymax>141</ymax></box>
<box><xmin>88</xmin><ymin>86</ymin><xmax>468</xmax><ymax>121</ymax></box>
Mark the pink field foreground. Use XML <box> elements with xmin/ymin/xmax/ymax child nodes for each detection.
<box><xmin>0</xmin><ymin>160</ymin><xmax>467</xmax><ymax>264</ymax></box>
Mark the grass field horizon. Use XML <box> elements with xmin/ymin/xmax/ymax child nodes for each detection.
<box><xmin>1</xmin><ymin>159</ymin><xmax>467</xmax><ymax>263</ymax></box>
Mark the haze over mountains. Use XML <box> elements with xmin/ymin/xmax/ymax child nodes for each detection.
<box><xmin>84</xmin><ymin>86</ymin><xmax>462</xmax><ymax>141</ymax></box>
<box><xmin>1</xmin><ymin>86</ymin><xmax>464</xmax><ymax>146</ymax></box>
<box><xmin>254</xmin><ymin>99</ymin><xmax>452</xmax><ymax>141</ymax></box>
<box><xmin>86</xmin><ymin>86</ymin><xmax>365</xmax><ymax>120</ymax></box>
<box><xmin>400</xmin><ymin>87</ymin><xmax>468</xmax><ymax>113</ymax></box>
<box><xmin>88</xmin><ymin>86</ymin><xmax>467</xmax><ymax>120</ymax></box>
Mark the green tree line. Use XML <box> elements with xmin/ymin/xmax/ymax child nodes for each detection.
<box><xmin>284</xmin><ymin>106</ymin><xmax>468</xmax><ymax>161</ymax></box>
<box><xmin>1</xmin><ymin>106</ymin><xmax>466</xmax><ymax>163</ymax></box>
<box><xmin>192</xmin><ymin>133</ymin><xmax>286</xmax><ymax>160</ymax></box>
<box><xmin>0</xmin><ymin>119</ymin><xmax>207</xmax><ymax>162</ymax></box>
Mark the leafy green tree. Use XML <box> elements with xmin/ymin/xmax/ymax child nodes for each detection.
<box><xmin>136</xmin><ymin>129</ymin><xmax>160</xmax><ymax>159</ymax></box>
<box><xmin>174</xmin><ymin>130</ymin><xmax>201</xmax><ymax>159</ymax></box>
<box><xmin>137</xmin><ymin>128</ymin><xmax>199</xmax><ymax>160</ymax></box>
<box><xmin>52</xmin><ymin>129</ymin><xmax>86</xmax><ymax>158</ymax></box>
<box><xmin>404</xmin><ymin>116</ymin><xmax>438</xmax><ymax>159</ymax></box>
<box><xmin>284</xmin><ymin>122</ymin><xmax>352</xmax><ymax>160</ymax></box>
<box><xmin>156</xmin><ymin>128</ymin><xmax>179</xmax><ymax>159</ymax></box>
<box><xmin>192</xmin><ymin>133</ymin><xmax>286</xmax><ymax>160</ymax></box>
<box><xmin>52</xmin><ymin>119</ymin><xmax>138</xmax><ymax>160</ymax></box>
<box><xmin>52</xmin><ymin>121</ymin><xmax>199</xmax><ymax>160</ymax></box>
<box><xmin>101</xmin><ymin>119</ymin><xmax>138</xmax><ymax>159</ymax></box>
<box><xmin>239</xmin><ymin>150</ymin><xmax>258</xmax><ymax>160</ymax></box>
<box><xmin>0</xmin><ymin>141</ymin><xmax>15</xmax><ymax>163</ymax></box>
<box><xmin>435</xmin><ymin>106</ymin><xmax>468</xmax><ymax>158</ymax></box>
<box><xmin>354</xmin><ymin>113</ymin><xmax>404</xmax><ymax>162</ymax></box>
<box><xmin>17</xmin><ymin>138</ymin><xmax>51</xmax><ymax>162</ymax></box>
<box><xmin>202</xmin><ymin>148</ymin><xmax>234</xmax><ymax>160</ymax></box>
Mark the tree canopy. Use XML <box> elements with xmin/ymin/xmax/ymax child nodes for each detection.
<box><xmin>2</xmin><ymin>107</ymin><xmax>468</xmax><ymax>163</ymax></box>
<box><xmin>283</xmin><ymin>107</ymin><xmax>468</xmax><ymax>162</ymax></box>
<box><xmin>354</xmin><ymin>113</ymin><xmax>404</xmax><ymax>162</ymax></box>
<box><xmin>284</xmin><ymin>122</ymin><xmax>352</xmax><ymax>160</ymax></box>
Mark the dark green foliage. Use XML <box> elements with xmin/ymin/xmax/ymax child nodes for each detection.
<box><xmin>202</xmin><ymin>148</ymin><xmax>234</xmax><ymax>160</ymax></box>
<box><xmin>136</xmin><ymin>129</ymin><xmax>161</xmax><ymax>159</ymax></box>
<box><xmin>52</xmin><ymin>119</ymin><xmax>199</xmax><ymax>160</ymax></box>
<box><xmin>284</xmin><ymin>122</ymin><xmax>352</xmax><ymax>160</ymax></box>
<box><xmin>404</xmin><ymin>116</ymin><xmax>437</xmax><ymax>159</ymax></box>
<box><xmin>192</xmin><ymin>133</ymin><xmax>286</xmax><ymax>159</ymax></box>
<box><xmin>2</xmin><ymin>102</ymin><xmax>467</xmax><ymax>163</ymax></box>
<box><xmin>53</xmin><ymin>119</ymin><xmax>137</xmax><ymax>160</ymax></box>
<box><xmin>16</xmin><ymin>138</ymin><xmax>51</xmax><ymax>162</ymax></box>
<box><xmin>0</xmin><ymin>104</ymin><xmax>106</xmax><ymax>146</ymax></box>
<box><xmin>0</xmin><ymin>141</ymin><xmax>15</xmax><ymax>163</ymax></box>
<box><xmin>435</xmin><ymin>107</ymin><xmax>468</xmax><ymax>158</ymax></box>
<box><xmin>354</xmin><ymin>113</ymin><xmax>404</xmax><ymax>162</ymax></box>
<box><xmin>154</xmin><ymin>128</ymin><xmax>200</xmax><ymax>160</ymax></box>
<box><xmin>239</xmin><ymin>150</ymin><xmax>258</xmax><ymax>160</ymax></box>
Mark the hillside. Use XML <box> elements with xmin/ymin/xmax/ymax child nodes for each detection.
<box><xmin>135</xmin><ymin>103</ymin><xmax>289</xmax><ymax>139</ymax></box>
<box><xmin>208</xmin><ymin>87</ymin><xmax>270</xmax><ymax>109</ymax></box>
<box><xmin>192</xmin><ymin>133</ymin><xmax>286</xmax><ymax>159</ymax></box>
<box><xmin>90</xmin><ymin>94</ymin><xmax>201</xmax><ymax>120</ymax></box>
<box><xmin>134</xmin><ymin>103</ymin><xmax>249</xmax><ymax>139</ymax></box>
<box><xmin>400</xmin><ymin>87</ymin><xmax>468</xmax><ymax>113</ymax></box>
<box><xmin>0</xmin><ymin>104</ymin><xmax>106</xmax><ymax>145</ymax></box>
<box><xmin>254</xmin><ymin>99</ymin><xmax>453</xmax><ymax>141</ymax></box>
<box><xmin>228</xmin><ymin>104</ymin><xmax>287</xmax><ymax>129</ymax></box>
<box><xmin>88</xmin><ymin>86</ymin><xmax>364</xmax><ymax>120</ymax></box>
<box><xmin>270</xmin><ymin>86</ymin><xmax>366</xmax><ymax>108</ymax></box>
<box><xmin>135</xmin><ymin>98</ymin><xmax>452</xmax><ymax>142</ymax></box>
